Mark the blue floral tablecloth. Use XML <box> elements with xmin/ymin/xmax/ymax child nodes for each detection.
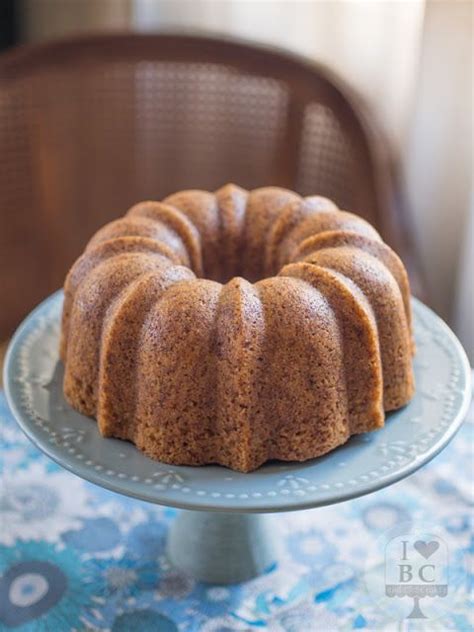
<box><xmin>0</xmin><ymin>384</ymin><xmax>472</xmax><ymax>632</ymax></box>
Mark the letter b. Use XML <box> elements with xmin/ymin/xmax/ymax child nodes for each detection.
<box><xmin>399</xmin><ymin>565</ymin><xmax>413</xmax><ymax>582</ymax></box>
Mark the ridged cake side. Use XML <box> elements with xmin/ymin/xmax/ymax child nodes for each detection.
<box><xmin>61</xmin><ymin>184</ymin><xmax>415</xmax><ymax>472</ymax></box>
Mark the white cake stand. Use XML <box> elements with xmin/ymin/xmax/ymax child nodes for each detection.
<box><xmin>4</xmin><ymin>292</ymin><xmax>471</xmax><ymax>584</ymax></box>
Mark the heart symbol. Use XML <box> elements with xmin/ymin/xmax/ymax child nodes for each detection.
<box><xmin>414</xmin><ymin>540</ymin><xmax>439</xmax><ymax>559</ymax></box>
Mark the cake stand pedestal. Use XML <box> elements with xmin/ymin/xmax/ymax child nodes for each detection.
<box><xmin>4</xmin><ymin>292</ymin><xmax>471</xmax><ymax>584</ymax></box>
<box><xmin>167</xmin><ymin>511</ymin><xmax>279</xmax><ymax>583</ymax></box>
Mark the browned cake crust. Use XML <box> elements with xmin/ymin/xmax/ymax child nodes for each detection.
<box><xmin>60</xmin><ymin>184</ymin><xmax>415</xmax><ymax>472</ymax></box>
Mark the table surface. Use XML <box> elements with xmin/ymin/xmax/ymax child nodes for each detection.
<box><xmin>0</xmin><ymin>375</ymin><xmax>472</xmax><ymax>631</ymax></box>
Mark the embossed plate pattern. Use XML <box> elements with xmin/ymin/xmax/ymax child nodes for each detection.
<box><xmin>4</xmin><ymin>291</ymin><xmax>471</xmax><ymax>513</ymax></box>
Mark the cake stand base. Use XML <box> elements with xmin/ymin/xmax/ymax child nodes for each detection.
<box><xmin>167</xmin><ymin>510</ymin><xmax>280</xmax><ymax>584</ymax></box>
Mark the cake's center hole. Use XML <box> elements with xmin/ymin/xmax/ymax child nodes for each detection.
<box><xmin>207</xmin><ymin>259</ymin><xmax>268</xmax><ymax>285</ymax></box>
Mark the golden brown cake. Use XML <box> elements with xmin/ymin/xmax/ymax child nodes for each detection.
<box><xmin>60</xmin><ymin>184</ymin><xmax>415</xmax><ymax>472</ymax></box>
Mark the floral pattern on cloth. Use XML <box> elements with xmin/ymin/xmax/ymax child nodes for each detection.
<box><xmin>0</xmin><ymin>383</ymin><xmax>473</xmax><ymax>632</ymax></box>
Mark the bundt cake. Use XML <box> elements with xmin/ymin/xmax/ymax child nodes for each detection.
<box><xmin>60</xmin><ymin>184</ymin><xmax>415</xmax><ymax>472</ymax></box>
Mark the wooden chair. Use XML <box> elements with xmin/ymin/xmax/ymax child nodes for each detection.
<box><xmin>0</xmin><ymin>33</ymin><xmax>425</xmax><ymax>339</ymax></box>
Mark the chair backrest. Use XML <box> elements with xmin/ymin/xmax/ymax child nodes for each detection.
<box><xmin>0</xmin><ymin>33</ymin><xmax>422</xmax><ymax>338</ymax></box>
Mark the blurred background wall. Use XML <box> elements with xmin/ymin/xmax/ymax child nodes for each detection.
<box><xmin>1</xmin><ymin>0</ymin><xmax>472</xmax><ymax>360</ymax></box>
